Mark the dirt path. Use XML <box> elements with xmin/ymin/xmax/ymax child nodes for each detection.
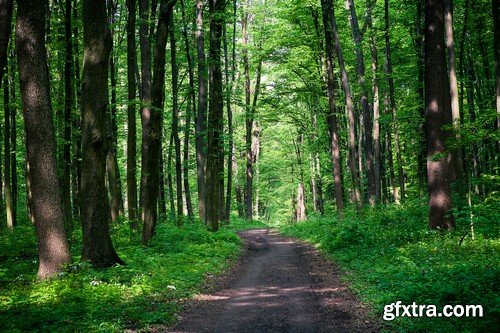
<box><xmin>170</xmin><ymin>229</ymin><xmax>379</xmax><ymax>333</ymax></box>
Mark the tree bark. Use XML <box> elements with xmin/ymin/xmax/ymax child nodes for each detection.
<box><xmin>126</xmin><ymin>0</ymin><xmax>139</xmax><ymax>226</ymax></box>
<box><xmin>80</xmin><ymin>0</ymin><xmax>123</xmax><ymax>267</ymax></box>
<box><xmin>195</xmin><ymin>0</ymin><xmax>207</xmax><ymax>221</ymax></box>
<box><xmin>205</xmin><ymin>0</ymin><xmax>227</xmax><ymax>231</ymax></box>
<box><xmin>320</xmin><ymin>0</ymin><xmax>344</xmax><ymax>212</ymax></box>
<box><xmin>170</xmin><ymin>13</ymin><xmax>184</xmax><ymax>220</ymax></box>
<box><xmin>16</xmin><ymin>0</ymin><xmax>71</xmax><ymax>278</ymax></box>
<box><xmin>367</xmin><ymin>0</ymin><xmax>381</xmax><ymax>203</ymax></box>
<box><xmin>345</xmin><ymin>0</ymin><xmax>376</xmax><ymax>205</ymax></box>
<box><xmin>425</xmin><ymin>0</ymin><xmax>455</xmax><ymax>230</ymax></box>
<box><xmin>385</xmin><ymin>0</ymin><xmax>405</xmax><ymax>203</ymax></box>
<box><xmin>323</xmin><ymin>0</ymin><xmax>361</xmax><ymax>208</ymax></box>
<box><xmin>444</xmin><ymin>0</ymin><xmax>463</xmax><ymax>181</ymax></box>
<box><xmin>141</xmin><ymin>0</ymin><xmax>176</xmax><ymax>244</ymax></box>
<box><xmin>4</xmin><ymin>74</ymin><xmax>14</xmax><ymax>227</ymax></box>
<box><xmin>494</xmin><ymin>0</ymin><xmax>500</xmax><ymax>139</ymax></box>
<box><xmin>0</xmin><ymin>0</ymin><xmax>13</xmax><ymax>82</ymax></box>
<box><xmin>180</xmin><ymin>0</ymin><xmax>195</xmax><ymax>219</ymax></box>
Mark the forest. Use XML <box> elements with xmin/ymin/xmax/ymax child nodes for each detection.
<box><xmin>0</xmin><ymin>0</ymin><xmax>498</xmax><ymax>331</ymax></box>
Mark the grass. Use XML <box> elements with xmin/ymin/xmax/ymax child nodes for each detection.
<box><xmin>0</xmin><ymin>218</ymin><xmax>259</xmax><ymax>332</ymax></box>
<box><xmin>279</xmin><ymin>199</ymin><xmax>499</xmax><ymax>332</ymax></box>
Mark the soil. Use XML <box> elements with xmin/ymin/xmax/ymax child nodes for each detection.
<box><xmin>169</xmin><ymin>229</ymin><xmax>380</xmax><ymax>333</ymax></box>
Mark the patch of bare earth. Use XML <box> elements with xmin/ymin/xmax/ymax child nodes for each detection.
<box><xmin>168</xmin><ymin>228</ymin><xmax>381</xmax><ymax>333</ymax></box>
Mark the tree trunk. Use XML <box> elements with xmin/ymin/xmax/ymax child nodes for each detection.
<box><xmin>58</xmin><ymin>0</ymin><xmax>73</xmax><ymax>233</ymax></box>
<box><xmin>242</xmin><ymin>9</ymin><xmax>253</xmax><ymax>220</ymax></box>
<box><xmin>346</xmin><ymin>0</ymin><xmax>376</xmax><ymax>205</ymax></box>
<box><xmin>323</xmin><ymin>0</ymin><xmax>361</xmax><ymax>208</ymax></box>
<box><xmin>16</xmin><ymin>0</ymin><xmax>71</xmax><ymax>278</ymax></box>
<box><xmin>369</xmin><ymin>11</ymin><xmax>381</xmax><ymax>203</ymax></box>
<box><xmin>0</xmin><ymin>0</ymin><xmax>13</xmax><ymax>82</ymax></box>
<box><xmin>180</xmin><ymin>0</ymin><xmax>195</xmax><ymax>219</ymax></box>
<box><xmin>205</xmin><ymin>0</ymin><xmax>227</xmax><ymax>231</ymax></box>
<box><xmin>170</xmin><ymin>13</ymin><xmax>184</xmax><ymax>220</ymax></box>
<box><xmin>126</xmin><ymin>0</ymin><xmax>139</xmax><ymax>227</ymax></box>
<box><xmin>444</xmin><ymin>0</ymin><xmax>463</xmax><ymax>181</ymax></box>
<box><xmin>195</xmin><ymin>0</ymin><xmax>207</xmax><ymax>221</ymax></box>
<box><xmin>385</xmin><ymin>0</ymin><xmax>405</xmax><ymax>203</ymax></box>
<box><xmin>321</xmin><ymin>0</ymin><xmax>345</xmax><ymax>212</ymax></box>
<box><xmin>494</xmin><ymin>0</ymin><xmax>500</xmax><ymax>138</ymax></box>
<box><xmin>80</xmin><ymin>0</ymin><xmax>123</xmax><ymax>267</ymax></box>
<box><xmin>4</xmin><ymin>75</ymin><xmax>14</xmax><ymax>227</ymax></box>
<box><xmin>166</xmin><ymin>132</ymin><xmax>176</xmax><ymax>218</ymax></box>
<box><xmin>224</xmin><ymin>1</ymin><xmax>237</xmax><ymax>222</ymax></box>
<box><xmin>425</xmin><ymin>0</ymin><xmax>455</xmax><ymax>230</ymax></box>
<box><xmin>141</xmin><ymin>0</ymin><xmax>176</xmax><ymax>245</ymax></box>
<box><xmin>9</xmin><ymin>62</ymin><xmax>16</xmax><ymax>226</ymax></box>
<box><xmin>107</xmin><ymin>53</ymin><xmax>124</xmax><ymax>223</ymax></box>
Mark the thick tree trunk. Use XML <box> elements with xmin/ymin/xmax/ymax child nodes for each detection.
<box><xmin>385</xmin><ymin>0</ymin><xmax>405</xmax><ymax>203</ymax></box>
<box><xmin>321</xmin><ymin>0</ymin><xmax>345</xmax><ymax>212</ymax></box>
<box><xmin>195</xmin><ymin>0</ymin><xmax>207</xmax><ymax>221</ymax></box>
<box><xmin>346</xmin><ymin>0</ymin><xmax>376</xmax><ymax>205</ymax></box>
<box><xmin>126</xmin><ymin>0</ymin><xmax>139</xmax><ymax>226</ymax></box>
<box><xmin>141</xmin><ymin>0</ymin><xmax>176</xmax><ymax>244</ymax></box>
<box><xmin>80</xmin><ymin>0</ymin><xmax>123</xmax><ymax>267</ymax></box>
<box><xmin>16</xmin><ymin>0</ymin><xmax>71</xmax><ymax>278</ymax></box>
<box><xmin>323</xmin><ymin>0</ymin><xmax>361</xmax><ymax>208</ymax></box>
<box><xmin>425</xmin><ymin>0</ymin><xmax>455</xmax><ymax>230</ymax></box>
<box><xmin>205</xmin><ymin>0</ymin><xmax>227</xmax><ymax>231</ymax></box>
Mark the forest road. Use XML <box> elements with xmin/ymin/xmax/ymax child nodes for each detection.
<box><xmin>170</xmin><ymin>229</ymin><xmax>379</xmax><ymax>333</ymax></box>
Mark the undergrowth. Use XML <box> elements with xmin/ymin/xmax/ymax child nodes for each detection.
<box><xmin>280</xmin><ymin>199</ymin><xmax>499</xmax><ymax>332</ymax></box>
<box><xmin>0</xmin><ymin>219</ymin><xmax>249</xmax><ymax>332</ymax></box>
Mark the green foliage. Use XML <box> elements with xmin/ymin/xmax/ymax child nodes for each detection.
<box><xmin>0</xmin><ymin>221</ymin><xmax>242</xmax><ymax>332</ymax></box>
<box><xmin>280</xmin><ymin>200</ymin><xmax>500</xmax><ymax>332</ymax></box>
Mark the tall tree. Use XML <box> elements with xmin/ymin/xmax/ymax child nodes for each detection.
<box><xmin>0</xmin><ymin>0</ymin><xmax>13</xmax><ymax>82</ymax></box>
<box><xmin>321</xmin><ymin>0</ymin><xmax>344</xmax><ymax>212</ymax></box>
<box><xmin>16</xmin><ymin>0</ymin><xmax>71</xmax><ymax>278</ymax></box>
<box><xmin>126</xmin><ymin>0</ymin><xmax>139</xmax><ymax>226</ymax></box>
<box><xmin>61</xmin><ymin>0</ymin><xmax>73</xmax><ymax>232</ymax></box>
<box><xmin>170</xmin><ymin>12</ymin><xmax>184</xmax><ymax>220</ymax></box>
<box><xmin>425</xmin><ymin>0</ymin><xmax>455</xmax><ymax>230</ymax></box>
<box><xmin>141</xmin><ymin>0</ymin><xmax>176</xmax><ymax>244</ymax></box>
<box><xmin>444</xmin><ymin>0</ymin><xmax>463</xmax><ymax>181</ymax></box>
<box><xmin>180</xmin><ymin>0</ymin><xmax>195</xmax><ymax>219</ymax></box>
<box><xmin>80</xmin><ymin>0</ymin><xmax>123</xmax><ymax>266</ymax></box>
<box><xmin>205</xmin><ymin>0</ymin><xmax>227</xmax><ymax>231</ymax></box>
<box><xmin>345</xmin><ymin>0</ymin><xmax>376</xmax><ymax>205</ymax></box>
<box><xmin>195</xmin><ymin>0</ymin><xmax>207</xmax><ymax>221</ymax></box>
<box><xmin>494</xmin><ymin>0</ymin><xmax>500</xmax><ymax>137</ymax></box>
<box><xmin>384</xmin><ymin>0</ymin><xmax>405</xmax><ymax>203</ymax></box>
<box><xmin>323</xmin><ymin>0</ymin><xmax>361</xmax><ymax>208</ymax></box>
<box><xmin>4</xmin><ymin>73</ymin><xmax>14</xmax><ymax>227</ymax></box>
